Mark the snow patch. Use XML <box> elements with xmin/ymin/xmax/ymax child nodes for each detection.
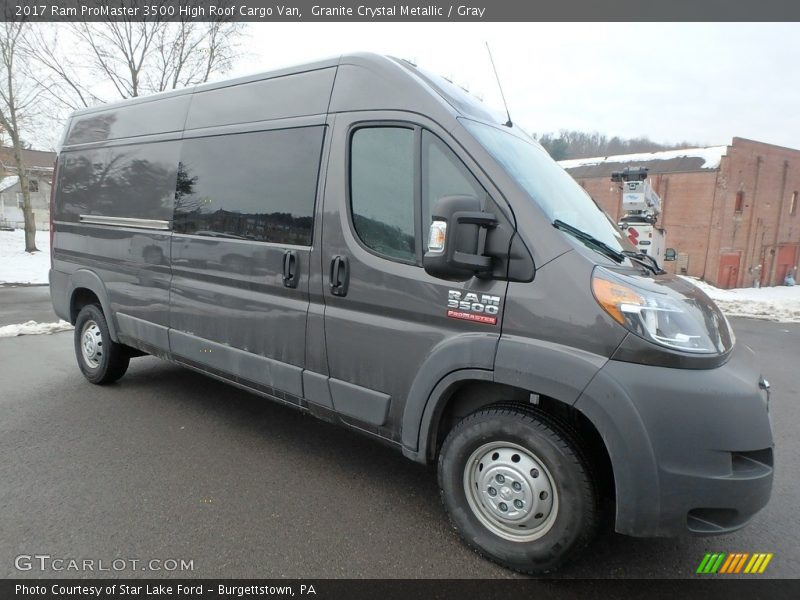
<box><xmin>0</xmin><ymin>229</ymin><xmax>50</xmax><ymax>285</ymax></box>
<box><xmin>0</xmin><ymin>320</ymin><xmax>73</xmax><ymax>338</ymax></box>
<box><xmin>0</xmin><ymin>175</ymin><xmax>20</xmax><ymax>192</ymax></box>
<box><xmin>558</xmin><ymin>146</ymin><xmax>728</xmax><ymax>171</ymax></box>
<box><xmin>681</xmin><ymin>276</ymin><xmax>800</xmax><ymax>323</ymax></box>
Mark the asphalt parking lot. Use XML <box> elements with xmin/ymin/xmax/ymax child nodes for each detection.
<box><xmin>0</xmin><ymin>287</ymin><xmax>798</xmax><ymax>578</ymax></box>
<box><xmin>0</xmin><ymin>285</ymin><xmax>57</xmax><ymax>326</ymax></box>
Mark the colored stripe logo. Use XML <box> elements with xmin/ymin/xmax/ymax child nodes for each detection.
<box><xmin>697</xmin><ymin>552</ymin><xmax>773</xmax><ymax>574</ymax></box>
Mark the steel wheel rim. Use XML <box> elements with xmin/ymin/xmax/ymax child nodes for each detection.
<box><xmin>463</xmin><ymin>441</ymin><xmax>559</xmax><ymax>542</ymax></box>
<box><xmin>80</xmin><ymin>320</ymin><xmax>103</xmax><ymax>369</ymax></box>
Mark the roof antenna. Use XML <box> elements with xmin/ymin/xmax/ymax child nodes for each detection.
<box><xmin>486</xmin><ymin>42</ymin><xmax>512</xmax><ymax>128</ymax></box>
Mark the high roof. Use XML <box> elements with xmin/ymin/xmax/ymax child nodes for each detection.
<box><xmin>62</xmin><ymin>53</ymin><xmax>503</xmax><ymax>148</ymax></box>
<box><xmin>558</xmin><ymin>146</ymin><xmax>728</xmax><ymax>178</ymax></box>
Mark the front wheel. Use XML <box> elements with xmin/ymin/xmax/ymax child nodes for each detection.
<box><xmin>438</xmin><ymin>406</ymin><xmax>598</xmax><ymax>574</ymax></box>
<box><xmin>74</xmin><ymin>304</ymin><xmax>130</xmax><ymax>385</ymax></box>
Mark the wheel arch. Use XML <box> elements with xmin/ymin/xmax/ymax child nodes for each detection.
<box><xmin>400</xmin><ymin>332</ymin><xmax>501</xmax><ymax>456</ymax></box>
<box><xmin>67</xmin><ymin>270</ymin><xmax>119</xmax><ymax>341</ymax></box>
<box><xmin>402</xmin><ymin>337</ymin><xmax>618</xmax><ymax>521</ymax></box>
<box><xmin>404</xmin><ymin>335</ymin><xmax>610</xmax><ymax>465</ymax></box>
<box><xmin>410</xmin><ymin>376</ymin><xmax>614</xmax><ymax>501</ymax></box>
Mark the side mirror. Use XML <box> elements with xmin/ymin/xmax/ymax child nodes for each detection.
<box><xmin>664</xmin><ymin>248</ymin><xmax>677</xmax><ymax>262</ymax></box>
<box><xmin>423</xmin><ymin>195</ymin><xmax>497</xmax><ymax>281</ymax></box>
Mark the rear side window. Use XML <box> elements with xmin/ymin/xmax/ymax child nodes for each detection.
<box><xmin>55</xmin><ymin>141</ymin><xmax>180</xmax><ymax>222</ymax></box>
<box><xmin>174</xmin><ymin>126</ymin><xmax>324</xmax><ymax>245</ymax></box>
<box><xmin>350</xmin><ymin>127</ymin><xmax>416</xmax><ymax>262</ymax></box>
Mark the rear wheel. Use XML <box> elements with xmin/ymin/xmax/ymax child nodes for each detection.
<box><xmin>74</xmin><ymin>304</ymin><xmax>130</xmax><ymax>385</ymax></box>
<box><xmin>438</xmin><ymin>406</ymin><xmax>598</xmax><ymax>574</ymax></box>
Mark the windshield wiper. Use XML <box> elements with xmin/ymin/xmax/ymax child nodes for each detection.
<box><xmin>552</xmin><ymin>220</ymin><xmax>665</xmax><ymax>275</ymax></box>
<box><xmin>552</xmin><ymin>219</ymin><xmax>625</xmax><ymax>264</ymax></box>
<box><xmin>621</xmin><ymin>250</ymin><xmax>665</xmax><ymax>275</ymax></box>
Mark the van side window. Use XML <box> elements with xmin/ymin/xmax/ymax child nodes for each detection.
<box><xmin>422</xmin><ymin>130</ymin><xmax>486</xmax><ymax>230</ymax></box>
<box><xmin>350</xmin><ymin>127</ymin><xmax>416</xmax><ymax>262</ymax></box>
<box><xmin>174</xmin><ymin>127</ymin><xmax>324</xmax><ymax>245</ymax></box>
<box><xmin>55</xmin><ymin>141</ymin><xmax>180</xmax><ymax>222</ymax></box>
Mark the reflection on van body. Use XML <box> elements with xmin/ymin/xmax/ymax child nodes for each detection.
<box><xmin>57</xmin><ymin>142</ymin><xmax>179</xmax><ymax>222</ymax></box>
<box><xmin>173</xmin><ymin>128</ymin><xmax>321</xmax><ymax>245</ymax></box>
<box><xmin>171</xmin><ymin>232</ymin><xmax>270</xmax><ymax>276</ymax></box>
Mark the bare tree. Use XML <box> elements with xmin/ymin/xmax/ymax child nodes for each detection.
<box><xmin>23</xmin><ymin>24</ymin><xmax>101</xmax><ymax>112</ymax></box>
<box><xmin>0</xmin><ymin>21</ymin><xmax>43</xmax><ymax>252</ymax></box>
<box><xmin>27</xmin><ymin>4</ymin><xmax>243</xmax><ymax>110</ymax></box>
<box><xmin>149</xmin><ymin>18</ymin><xmax>242</xmax><ymax>93</ymax></box>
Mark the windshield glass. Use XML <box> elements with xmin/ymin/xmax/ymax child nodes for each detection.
<box><xmin>463</xmin><ymin>119</ymin><xmax>631</xmax><ymax>252</ymax></box>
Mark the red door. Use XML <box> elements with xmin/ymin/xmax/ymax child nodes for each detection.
<box><xmin>775</xmin><ymin>245</ymin><xmax>799</xmax><ymax>284</ymax></box>
<box><xmin>717</xmin><ymin>253</ymin><xmax>741</xmax><ymax>289</ymax></box>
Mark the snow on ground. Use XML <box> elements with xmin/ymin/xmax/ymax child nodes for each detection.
<box><xmin>558</xmin><ymin>146</ymin><xmax>728</xmax><ymax>171</ymax></box>
<box><xmin>0</xmin><ymin>319</ymin><xmax>73</xmax><ymax>338</ymax></box>
<box><xmin>681</xmin><ymin>276</ymin><xmax>800</xmax><ymax>323</ymax></box>
<box><xmin>0</xmin><ymin>229</ymin><xmax>50</xmax><ymax>285</ymax></box>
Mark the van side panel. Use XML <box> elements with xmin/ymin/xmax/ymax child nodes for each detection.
<box><xmin>53</xmin><ymin>138</ymin><xmax>181</xmax><ymax>350</ymax></box>
<box><xmin>64</xmin><ymin>94</ymin><xmax>192</xmax><ymax>145</ymax></box>
<box><xmin>328</xmin><ymin>63</ymin><xmax>454</xmax><ymax>126</ymax></box>
<box><xmin>166</xmin><ymin>119</ymin><xmax>327</xmax><ymax>397</ymax></box>
<box><xmin>186</xmin><ymin>68</ymin><xmax>336</xmax><ymax>130</ymax></box>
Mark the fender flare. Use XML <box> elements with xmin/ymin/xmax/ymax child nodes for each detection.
<box><xmin>67</xmin><ymin>269</ymin><xmax>119</xmax><ymax>341</ymax></box>
<box><xmin>574</xmin><ymin>367</ymin><xmax>661</xmax><ymax>537</ymax></box>
<box><xmin>400</xmin><ymin>333</ymin><xmax>499</xmax><ymax>460</ymax></box>
<box><xmin>403</xmin><ymin>368</ymin><xmax>495</xmax><ymax>463</ymax></box>
<box><xmin>402</xmin><ymin>334</ymin><xmax>612</xmax><ymax>464</ymax></box>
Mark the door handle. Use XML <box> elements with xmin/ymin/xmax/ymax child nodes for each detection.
<box><xmin>282</xmin><ymin>250</ymin><xmax>298</xmax><ymax>288</ymax></box>
<box><xmin>329</xmin><ymin>255</ymin><xmax>349</xmax><ymax>297</ymax></box>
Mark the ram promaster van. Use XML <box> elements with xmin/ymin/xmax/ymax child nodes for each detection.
<box><xmin>50</xmin><ymin>53</ymin><xmax>774</xmax><ymax>574</ymax></box>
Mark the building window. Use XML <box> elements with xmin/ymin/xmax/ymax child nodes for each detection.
<box><xmin>734</xmin><ymin>191</ymin><xmax>745</xmax><ymax>214</ymax></box>
<box><xmin>791</xmin><ymin>191</ymin><xmax>798</xmax><ymax>216</ymax></box>
<box><xmin>28</xmin><ymin>179</ymin><xmax>39</xmax><ymax>193</ymax></box>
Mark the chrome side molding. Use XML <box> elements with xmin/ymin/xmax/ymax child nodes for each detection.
<box><xmin>79</xmin><ymin>215</ymin><xmax>170</xmax><ymax>230</ymax></box>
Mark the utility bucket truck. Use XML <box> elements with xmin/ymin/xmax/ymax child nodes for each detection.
<box><xmin>613</xmin><ymin>167</ymin><xmax>666</xmax><ymax>261</ymax></box>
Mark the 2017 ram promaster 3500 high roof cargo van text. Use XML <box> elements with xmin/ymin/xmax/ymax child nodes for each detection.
<box><xmin>49</xmin><ymin>53</ymin><xmax>774</xmax><ymax>574</ymax></box>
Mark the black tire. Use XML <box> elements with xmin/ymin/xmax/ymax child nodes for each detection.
<box><xmin>438</xmin><ymin>405</ymin><xmax>598</xmax><ymax>574</ymax></box>
<box><xmin>73</xmin><ymin>304</ymin><xmax>130</xmax><ymax>385</ymax></box>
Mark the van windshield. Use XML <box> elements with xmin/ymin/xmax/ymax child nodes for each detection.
<box><xmin>462</xmin><ymin>119</ymin><xmax>630</xmax><ymax>254</ymax></box>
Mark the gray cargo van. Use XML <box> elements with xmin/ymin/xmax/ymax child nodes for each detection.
<box><xmin>50</xmin><ymin>53</ymin><xmax>774</xmax><ymax>573</ymax></box>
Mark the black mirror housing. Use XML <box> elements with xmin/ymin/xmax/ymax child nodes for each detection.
<box><xmin>423</xmin><ymin>195</ymin><xmax>497</xmax><ymax>281</ymax></box>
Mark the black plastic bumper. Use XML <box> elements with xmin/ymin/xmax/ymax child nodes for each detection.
<box><xmin>49</xmin><ymin>268</ymin><xmax>70</xmax><ymax>322</ymax></box>
<box><xmin>575</xmin><ymin>341</ymin><xmax>774</xmax><ymax>537</ymax></box>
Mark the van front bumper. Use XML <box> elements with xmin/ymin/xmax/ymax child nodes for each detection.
<box><xmin>575</xmin><ymin>341</ymin><xmax>774</xmax><ymax>537</ymax></box>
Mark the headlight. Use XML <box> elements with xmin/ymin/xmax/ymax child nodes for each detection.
<box><xmin>592</xmin><ymin>267</ymin><xmax>730</xmax><ymax>354</ymax></box>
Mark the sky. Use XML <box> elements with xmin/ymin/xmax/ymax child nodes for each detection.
<box><xmin>229</xmin><ymin>22</ymin><xmax>800</xmax><ymax>151</ymax></box>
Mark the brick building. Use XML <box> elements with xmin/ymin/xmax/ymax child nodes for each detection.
<box><xmin>559</xmin><ymin>137</ymin><xmax>800</xmax><ymax>288</ymax></box>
